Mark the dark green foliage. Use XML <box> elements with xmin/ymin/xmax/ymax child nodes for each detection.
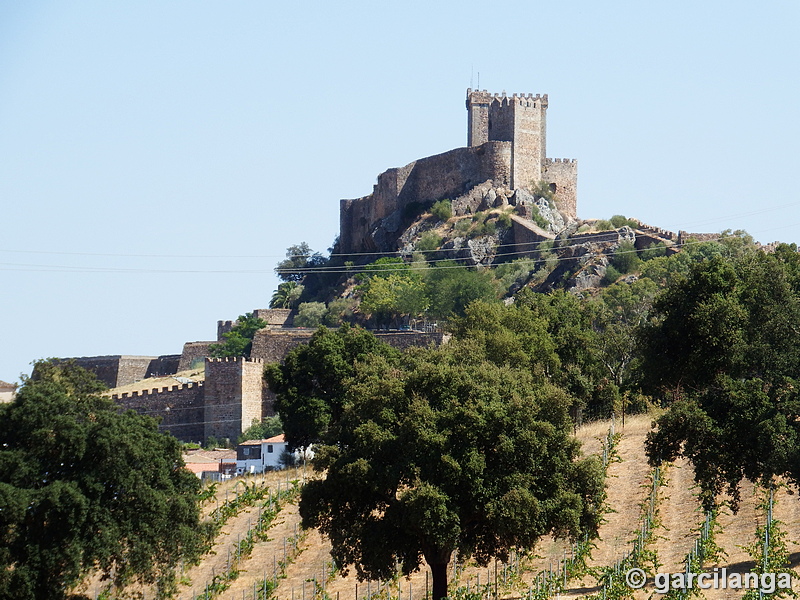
<box><xmin>610</xmin><ymin>241</ymin><xmax>641</xmax><ymax>274</ymax></box>
<box><xmin>270</xmin><ymin>281</ymin><xmax>303</xmax><ymax>309</ymax></box>
<box><xmin>265</xmin><ymin>325</ymin><xmax>400</xmax><ymax>450</ymax></box>
<box><xmin>0</xmin><ymin>360</ymin><xmax>204</xmax><ymax>600</ymax></box>
<box><xmin>275</xmin><ymin>242</ymin><xmax>325</xmax><ymax>282</ymax></box>
<box><xmin>640</xmin><ymin>241</ymin><xmax>667</xmax><ymax>261</ymax></box>
<box><xmin>239</xmin><ymin>415</ymin><xmax>283</xmax><ymax>443</ymax></box>
<box><xmin>430</xmin><ymin>199</ymin><xmax>452</xmax><ymax>221</ymax></box>
<box><xmin>642</xmin><ymin>250</ymin><xmax>800</xmax><ymax>509</ymax></box>
<box><xmin>425</xmin><ymin>262</ymin><xmax>499</xmax><ymax>319</ymax></box>
<box><xmin>469</xmin><ymin>219</ymin><xmax>497</xmax><ymax>238</ymax></box>
<box><xmin>209</xmin><ymin>312</ymin><xmax>267</xmax><ymax>358</ymax></box>
<box><xmin>415</xmin><ymin>230</ymin><xmax>442</xmax><ymax>253</ymax></box>
<box><xmin>601</xmin><ymin>264</ymin><xmax>621</xmax><ymax>285</ymax></box>
<box><xmin>300</xmin><ymin>342</ymin><xmax>604</xmax><ymax>600</ymax></box>
<box><xmin>497</xmin><ymin>212</ymin><xmax>512</xmax><ymax>229</ymax></box>
<box><xmin>609</xmin><ymin>215</ymin><xmax>638</xmax><ymax>229</ymax></box>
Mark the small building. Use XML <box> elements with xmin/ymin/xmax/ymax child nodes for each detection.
<box><xmin>236</xmin><ymin>434</ymin><xmax>310</xmax><ymax>474</ymax></box>
<box><xmin>183</xmin><ymin>448</ymin><xmax>238</xmax><ymax>480</ymax></box>
<box><xmin>0</xmin><ymin>380</ymin><xmax>16</xmax><ymax>403</ymax></box>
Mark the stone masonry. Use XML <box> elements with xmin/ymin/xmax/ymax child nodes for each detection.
<box><xmin>340</xmin><ymin>89</ymin><xmax>578</xmax><ymax>255</ymax></box>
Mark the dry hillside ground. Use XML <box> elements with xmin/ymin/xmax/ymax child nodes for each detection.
<box><xmin>79</xmin><ymin>415</ymin><xmax>800</xmax><ymax>600</ymax></box>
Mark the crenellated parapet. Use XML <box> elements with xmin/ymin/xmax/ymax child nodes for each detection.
<box><xmin>111</xmin><ymin>381</ymin><xmax>203</xmax><ymax>401</ymax></box>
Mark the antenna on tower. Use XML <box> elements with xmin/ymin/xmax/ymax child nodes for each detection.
<box><xmin>477</xmin><ymin>72</ymin><xmax>480</xmax><ymax>90</ymax></box>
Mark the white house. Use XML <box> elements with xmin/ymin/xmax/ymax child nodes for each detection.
<box><xmin>236</xmin><ymin>434</ymin><xmax>311</xmax><ymax>474</ymax></box>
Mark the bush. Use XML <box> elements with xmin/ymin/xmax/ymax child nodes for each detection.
<box><xmin>611</xmin><ymin>241</ymin><xmax>641</xmax><ymax>274</ymax></box>
<box><xmin>610</xmin><ymin>214</ymin><xmax>638</xmax><ymax>229</ymax></box>
<box><xmin>416</xmin><ymin>230</ymin><xmax>442</xmax><ymax>253</ymax></box>
<box><xmin>324</xmin><ymin>298</ymin><xmax>356</xmax><ymax>326</ymax></box>
<box><xmin>641</xmin><ymin>241</ymin><xmax>667</xmax><ymax>261</ymax></box>
<box><xmin>602</xmin><ymin>264</ymin><xmax>621</xmax><ymax>285</ymax></box>
<box><xmin>469</xmin><ymin>220</ymin><xmax>497</xmax><ymax>238</ymax></box>
<box><xmin>454</xmin><ymin>219</ymin><xmax>472</xmax><ymax>234</ymax></box>
<box><xmin>497</xmin><ymin>212</ymin><xmax>512</xmax><ymax>229</ymax></box>
<box><xmin>594</xmin><ymin>219</ymin><xmax>613</xmax><ymax>231</ymax></box>
<box><xmin>430</xmin><ymin>199</ymin><xmax>452</xmax><ymax>221</ymax></box>
<box><xmin>294</xmin><ymin>302</ymin><xmax>327</xmax><ymax>328</ymax></box>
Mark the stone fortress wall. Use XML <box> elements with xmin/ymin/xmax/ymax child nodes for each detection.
<box><xmin>87</xmin><ymin>309</ymin><xmax>446</xmax><ymax>445</ymax></box>
<box><xmin>111</xmin><ymin>381</ymin><xmax>205</xmax><ymax>441</ymax></box>
<box><xmin>340</xmin><ymin>89</ymin><xmax>578</xmax><ymax>255</ymax></box>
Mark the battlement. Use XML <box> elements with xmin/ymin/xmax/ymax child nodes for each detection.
<box><xmin>111</xmin><ymin>381</ymin><xmax>203</xmax><ymax>401</ymax></box>
<box><xmin>467</xmin><ymin>89</ymin><xmax>548</xmax><ymax>107</ymax></box>
<box><xmin>342</xmin><ymin>88</ymin><xmax>578</xmax><ymax>252</ymax></box>
<box><xmin>206</xmin><ymin>356</ymin><xmax>265</xmax><ymax>364</ymax></box>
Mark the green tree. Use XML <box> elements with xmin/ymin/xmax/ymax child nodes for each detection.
<box><xmin>360</xmin><ymin>273</ymin><xmax>429</xmax><ymax>327</ymax></box>
<box><xmin>430</xmin><ymin>199</ymin><xmax>452</xmax><ymax>221</ymax></box>
<box><xmin>610</xmin><ymin>240</ymin><xmax>640</xmax><ymax>274</ymax></box>
<box><xmin>301</xmin><ymin>342</ymin><xmax>604</xmax><ymax>600</ymax></box>
<box><xmin>294</xmin><ymin>302</ymin><xmax>327</xmax><ymax>328</ymax></box>
<box><xmin>0</xmin><ymin>360</ymin><xmax>205</xmax><ymax>600</ymax></box>
<box><xmin>209</xmin><ymin>312</ymin><xmax>267</xmax><ymax>358</ymax></box>
<box><xmin>270</xmin><ymin>281</ymin><xmax>304</xmax><ymax>309</ymax></box>
<box><xmin>425</xmin><ymin>262</ymin><xmax>498</xmax><ymax>320</ymax></box>
<box><xmin>642</xmin><ymin>251</ymin><xmax>800</xmax><ymax>509</ymax></box>
<box><xmin>275</xmin><ymin>242</ymin><xmax>326</xmax><ymax>283</ymax></box>
<box><xmin>265</xmin><ymin>325</ymin><xmax>399</xmax><ymax>449</ymax></box>
<box><xmin>239</xmin><ymin>415</ymin><xmax>283</xmax><ymax>443</ymax></box>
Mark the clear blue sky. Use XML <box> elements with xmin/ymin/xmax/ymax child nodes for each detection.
<box><xmin>1</xmin><ymin>1</ymin><xmax>798</xmax><ymax>384</ymax></box>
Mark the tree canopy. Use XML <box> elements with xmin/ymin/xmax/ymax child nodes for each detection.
<box><xmin>300</xmin><ymin>342</ymin><xmax>604</xmax><ymax>600</ymax></box>
<box><xmin>643</xmin><ymin>250</ymin><xmax>800</xmax><ymax>509</ymax></box>
<box><xmin>209</xmin><ymin>312</ymin><xmax>267</xmax><ymax>358</ymax></box>
<box><xmin>265</xmin><ymin>324</ymin><xmax>400</xmax><ymax>450</ymax></box>
<box><xmin>0</xmin><ymin>360</ymin><xmax>205</xmax><ymax>600</ymax></box>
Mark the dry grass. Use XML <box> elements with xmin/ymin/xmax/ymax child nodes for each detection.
<box><xmin>81</xmin><ymin>414</ymin><xmax>800</xmax><ymax>600</ymax></box>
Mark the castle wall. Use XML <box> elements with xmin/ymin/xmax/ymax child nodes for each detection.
<box><xmin>252</xmin><ymin>308</ymin><xmax>293</xmax><ymax>327</ymax></box>
<box><xmin>178</xmin><ymin>341</ymin><xmax>215</xmax><ymax>372</ymax></box>
<box><xmin>543</xmin><ymin>158</ymin><xmax>578</xmax><ymax>219</ymax></box>
<box><xmin>251</xmin><ymin>330</ymin><xmax>314</xmax><ymax>363</ymax></box>
<box><xmin>112</xmin><ymin>382</ymin><xmax>205</xmax><ymax>443</ymax></box>
<box><xmin>340</xmin><ymin>142</ymin><xmax>512</xmax><ymax>254</ymax></box>
<box><xmin>374</xmin><ymin>331</ymin><xmax>448</xmax><ymax>349</ymax></box>
<box><xmin>510</xmin><ymin>215</ymin><xmax>556</xmax><ymax>256</ymax></box>
<box><xmin>69</xmin><ymin>355</ymin><xmax>180</xmax><ymax>388</ymax></box>
<box><xmin>203</xmin><ymin>357</ymin><xmax>267</xmax><ymax>443</ymax></box>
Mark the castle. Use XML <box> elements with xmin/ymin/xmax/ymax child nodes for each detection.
<box><xmin>340</xmin><ymin>89</ymin><xmax>578</xmax><ymax>254</ymax></box>
<box><xmin>72</xmin><ymin>309</ymin><xmax>444</xmax><ymax>444</ymax></box>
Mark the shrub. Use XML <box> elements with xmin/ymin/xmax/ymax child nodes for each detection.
<box><xmin>454</xmin><ymin>219</ymin><xmax>472</xmax><ymax>234</ymax></box>
<box><xmin>611</xmin><ymin>241</ymin><xmax>641</xmax><ymax>274</ymax></box>
<box><xmin>610</xmin><ymin>214</ymin><xmax>638</xmax><ymax>229</ymax></box>
<box><xmin>602</xmin><ymin>264</ymin><xmax>621</xmax><ymax>285</ymax></box>
<box><xmin>430</xmin><ymin>199</ymin><xmax>452</xmax><ymax>221</ymax></box>
<box><xmin>497</xmin><ymin>212</ymin><xmax>512</xmax><ymax>229</ymax></box>
<box><xmin>530</xmin><ymin>205</ymin><xmax>549</xmax><ymax>230</ymax></box>
<box><xmin>415</xmin><ymin>231</ymin><xmax>442</xmax><ymax>253</ymax></box>
<box><xmin>594</xmin><ymin>219</ymin><xmax>613</xmax><ymax>231</ymax></box>
<box><xmin>294</xmin><ymin>302</ymin><xmax>327</xmax><ymax>328</ymax></box>
<box><xmin>641</xmin><ymin>241</ymin><xmax>667</xmax><ymax>261</ymax></box>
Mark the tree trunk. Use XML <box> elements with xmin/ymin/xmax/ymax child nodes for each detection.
<box><xmin>430</xmin><ymin>560</ymin><xmax>449</xmax><ymax>600</ymax></box>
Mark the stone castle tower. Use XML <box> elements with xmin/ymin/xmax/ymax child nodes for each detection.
<box><xmin>340</xmin><ymin>89</ymin><xmax>577</xmax><ymax>254</ymax></box>
<box><xmin>466</xmin><ymin>90</ymin><xmax>547</xmax><ymax>191</ymax></box>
